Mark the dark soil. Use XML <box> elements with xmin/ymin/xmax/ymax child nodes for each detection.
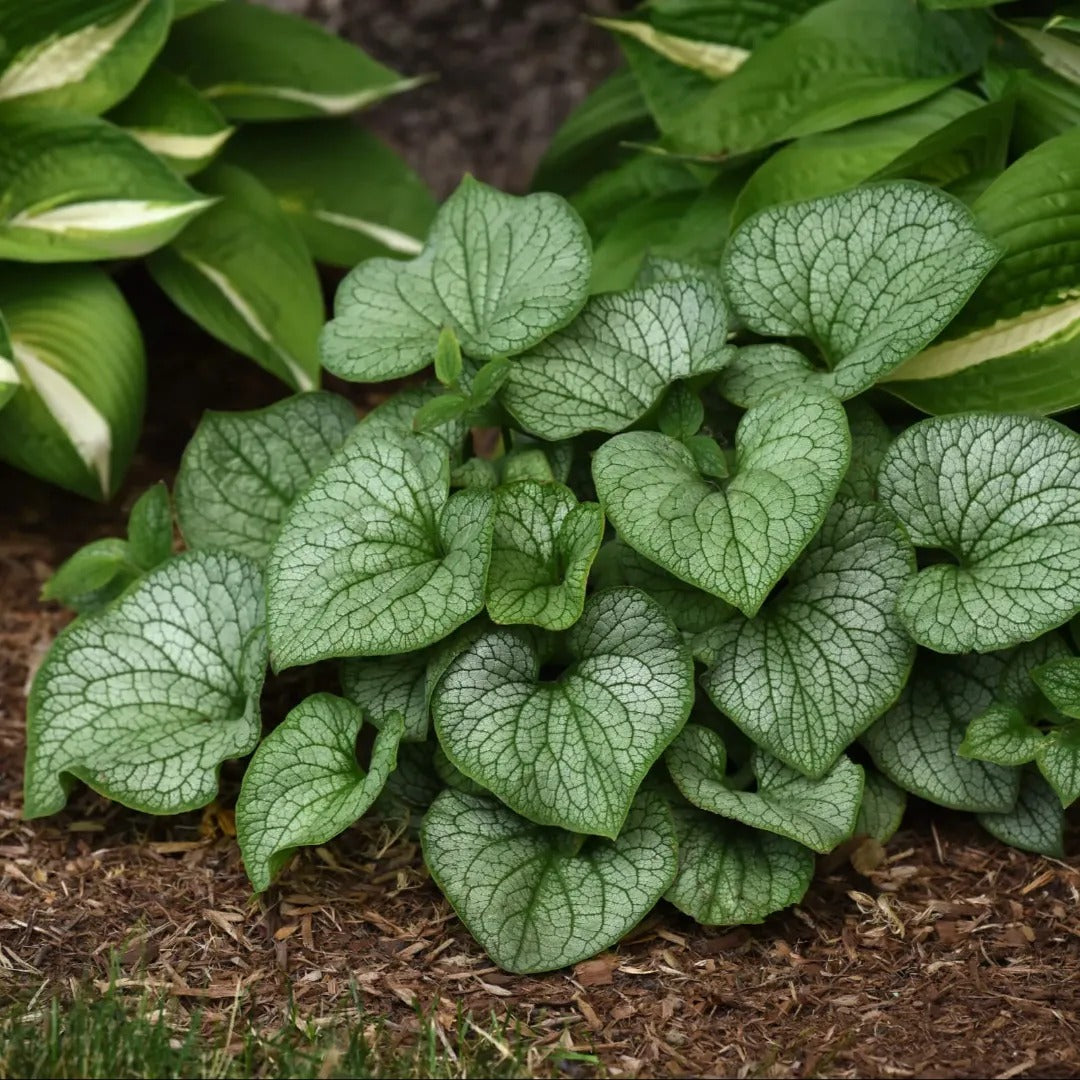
<box><xmin>3</xmin><ymin>4</ymin><xmax>1080</xmax><ymax>1078</ymax></box>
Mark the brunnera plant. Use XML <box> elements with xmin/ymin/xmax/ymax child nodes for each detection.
<box><xmin>24</xmin><ymin>177</ymin><xmax>1080</xmax><ymax>974</ymax></box>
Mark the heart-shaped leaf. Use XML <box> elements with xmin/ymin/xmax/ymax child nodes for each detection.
<box><xmin>699</xmin><ymin>499</ymin><xmax>916</xmax><ymax>778</ymax></box>
<box><xmin>977</xmin><ymin>768</ymin><xmax>1064</xmax><ymax>858</ymax></box>
<box><xmin>320</xmin><ymin>176</ymin><xmax>591</xmax><ymax>382</ymax></box>
<box><xmin>855</xmin><ymin>769</ymin><xmax>907</xmax><ymax>844</ymax></box>
<box><xmin>592</xmin><ymin>389</ymin><xmax>849</xmax><ymax>616</ymax></box>
<box><xmin>266</xmin><ymin>428</ymin><xmax>495</xmax><ymax>670</ymax></box>
<box><xmin>486</xmin><ymin>482</ymin><xmax>604</xmax><ymax>631</ymax></box>
<box><xmin>23</xmin><ymin>551</ymin><xmax>267</xmax><ymax>819</ymax></box>
<box><xmin>236</xmin><ymin>694</ymin><xmax>403</xmax><ymax>892</ymax></box>
<box><xmin>862</xmin><ymin>653</ymin><xmax>1020</xmax><ymax>812</ymax></box>
<box><xmin>433</xmin><ymin>588</ymin><xmax>694</xmax><ymax>838</ymax></box>
<box><xmin>501</xmin><ymin>271</ymin><xmax>731</xmax><ymax>439</ymax></box>
<box><xmin>665</xmin><ymin>800</ymin><xmax>814</xmax><ymax>926</ymax></box>
<box><xmin>1034</xmin><ymin>657</ymin><xmax>1080</xmax><ymax>721</ymax></box>
<box><xmin>666</xmin><ymin>725</ymin><xmax>863</xmax><ymax>853</ymax></box>
<box><xmin>721</xmin><ymin>183</ymin><xmax>998</xmax><ymax>400</ymax></box>
<box><xmin>879</xmin><ymin>413</ymin><xmax>1080</xmax><ymax>653</ymax></box>
<box><xmin>175</xmin><ymin>392</ymin><xmax>356</xmax><ymax>562</ymax></box>
<box><xmin>421</xmin><ymin>789</ymin><xmax>677</xmax><ymax>974</ymax></box>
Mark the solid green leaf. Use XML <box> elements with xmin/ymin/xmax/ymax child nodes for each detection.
<box><xmin>862</xmin><ymin>653</ymin><xmax>1020</xmax><ymax>812</ymax></box>
<box><xmin>657</xmin><ymin>382</ymin><xmax>704</xmax><ymax>440</ymax></box>
<box><xmin>174</xmin><ymin>391</ymin><xmax>356</xmax><ymax>562</ymax></box>
<box><xmin>40</xmin><ymin>538</ymin><xmax>138</xmax><ymax>614</ymax></box>
<box><xmin>855</xmin><ymin>769</ymin><xmax>907</xmax><ymax>844</ymax></box>
<box><xmin>148</xmin><ymin>164</ymin><xmax>323</xmax><ymax>392</ymax></box>
<box><xmin>0</xmin><ymin>0</ymin><xmax>172</xmax><ymax>116</ymax></box>
<box><xmin>434</xmin><ymin>327</ymin><xmax>462</xmax><ymax>387</ymax></box>
<box><xmin>266</xmin><ymin>428</ymin><xmax>495</xmax><ymax>670</ymax></box>
<box><xmin>223</xmin><ymin>120</ymin><xmax>435</xmax><ymax>267</ymax></box>
<box><xmin>320</xmin><ymin>176</ymin><xmax>591</xmax><ymax>382</ymax></box>
<box><xmin>977</xmin><ymin>769</ymin><xmax>1064</xmax><ymax>858</ymax></box>
<box><xmin>666</xmin><ymin>725</ymin><xmax>863</xmax><ymax>852</ymax></box>
<box><xmin>421</xmin><ymin>788</ymin><xmax>677</xmax><ymax>974</ymax></box>
<box><xmin>23</xmin><ymin>550</ymin><xmax>267</xmax><ymax>818</ymax></box>
<box><xmin>486</xmin><ymin>482</ymin><xmax>604</xmax><ymax>631</ymax></box>
<box><xmin>699</xmin><ymin>499</ymin><xmax>915</xmax><ymax>779</ymax></box>
<box><xmin>642</xmin><ymin>0</ymin><xmax>819</xmax><ymax>49</ymax></box>
<box><xmin>721</xmin><ymin>183</ymin><xmax>999</xmax><ymax>400</ymax></box>
<box><xmin>108</xmin><ymin>63</ymin><xmax>233</xmax><ymax>176</ymax></box>
<box><xmin>665</xmin><ymin>0</ymin><xmax>991</xmax><ymax>156</ymax></box>
<box><xmin>0</xmin><ymin>112</ymin><xmax>212</xmax><ymax>262</ymax></box>
<box><xmin>503</xmin><ymin>271</ymin><xmax>730</xmax><ymax>439</ymax></box>
<box><xmin>878</xmin><ymin>413</ymin><xmax>1080</xmax><ymax>653</ymax></box>
<box><xmin>664</xmin><ymin>800</ymin><xmax>813</xmax><ymax>925</ymax></box>
<box><xmin>0</xmin><ymin>264</ymin><xmax>144</xmax><ymax>500</ymax></box>
<box><xmin>433</xmin><ymin>588</ymin><xmax>694</xmax><ymax>838</ymax></box>
<box><xmin>411</xmin><ymin>393</ymin><xmax>471</xmax><ymax>434</ymax></box>
<box><xmin>163</xmin><ymin>1</ymin><xmax>421</xmax><ymax>120</ymax></box>
<box><xmin>684</xmin><ymin>434</ymin><xmax>729</xmax><ymax>480</ymax></box>
<box><xmin>468</xmin><ymin>356</ymin><xmax>511</xmax><ymax>408</ymax></box>
<box><xmin>236</xmin><ymin>694</ymin><xmax>403</xmax><ymax>892</ymax></box>
<box><xmin>127</xmin><ymin>482</ymin><xmax>172</xmax><ymax>570</ymax></box>
<box><xmin>593</xmin><ymin>389</ymin><xmax>849</xmax><ymax>616</ymax></box>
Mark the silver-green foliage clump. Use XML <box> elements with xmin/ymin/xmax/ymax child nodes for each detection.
<box><xmin>25</xmin><ymin>176</ymin><xmax>1080</xmax><ymax>974</ymax></box>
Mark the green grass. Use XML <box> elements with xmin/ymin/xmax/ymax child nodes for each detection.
<box><xmin>0</xmin><ymin>981</ymin><xmax>601</xmax><ymax>1080</ymax></box>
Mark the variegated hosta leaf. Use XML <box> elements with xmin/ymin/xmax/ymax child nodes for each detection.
<box><xmin>665</xmin><ymin>800</ymin><xmax>814</xmax><ymax>926</ymax></box>
<box><xmin>700</xmin><ymin>499</ymin><xmax>915</xmax><ymax>779</ymax></box>
<box><xmin>321</xmin><ymin>176</ymin><xmax>591</xmax><ymax>382</ymax></box>
<box><xmin>163</xmin><ymin>0</ymin><xmax>422</xmax><ymax>120</ymax></box>
<box><xmin>720</xmin><ymin>183</ymin><xmax>998</xmax><ymax>402</ymax></box>
<box><xmin>879</xmin><ymin>413</ymin><xmax>1080</xmax><ymax>653</ymax></box>
<box><xmin>175</xmin><ymin>392</ymin><xmax>356</xmax><ymax>562</ymax></box>
<box><xmin>978</xmin><ymin>769</ymin><xmax>1064</xmax><ymax>858</ymax></box>
<box><xmin>224</xmin><ymin>120</ymin><xmax>436</xmax><ymax>268</ymax></box>
<box><xmin>266</xmin><ymin>428</ymin><xmax>495</xmax><ymax>670</ymax></box>
<box><xmin>666</xmin><ymin>725</ymin><xmax>864</xmax><ymax>853</ymax></box>
<box><xmin>23</xmin><ymin>551</ymin><xmax>267</xmax><ymax>818</ymax></box>
<box><xmin>0</xmin><ymin>113</ymin><xmax>212</xmax><ymax>262</ymax></box>
<box><xmin>149</xmin><ymin>164</ymin><xmax>323</xmax><ymax>392</ymax></box>
<box><xmin>855</xmin><ymin>769</ymin><xmax>907</xmax><ymax>844</ymax></box>
<box><xmin>0</xmin><ymin>0</ymin><xmax>171</xmax><ymax>116</ymax></box>
<box><xmin>422</xmin><ymin>789</ymin><xmax>677</xmax><ymax>974</ymax></box>
<box><xmin>486</xmin><ymin>482</ymin><xmax>604</xmax><ymax>631</ymax></box>
<box><xmin>0</xmin><ymin>313</ymin><xmax>17</xmax><ymax>414</ymax></box>
<box><xmin>432</xmin><ymin>588</ymin><xmax>694</xmax><ymax>838</ymax></box>
<box><xmin>501</xmin><ymin>270</ymin><xmax>732</xmax><ymax>439</ymax></box>
<box><xmin>108</xmin><ymin>64</ymin><xmax>233</xmax><ymax>176</ymax></box>
<box><xmin>862</xmin><ymin>653</ymin><xmax>1020</xmax><ymax>813</ymax></box>
<box><xmin>592</xmin><ymin>389</ymin><xmax>849</xmax><ymax>616</ymax></box>
<box><xmin>0</xmin><ymin>264</ymin><xmax>143</xmax><ymax>500</ymax></box>
<box><xmin>236</xmin><ymin>694</ymin><xmax>404</xmax><ymax>892</ymax></box>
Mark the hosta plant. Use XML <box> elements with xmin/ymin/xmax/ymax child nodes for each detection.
<box><xmin>0</xmin><ymin>0</ymin><xmax>434</xmax><ymax>499</ymax></box>
<box><xmin>542</xmin><ymin>0</ymin><xmax>1080</xmax><ymax>416</ymax></box>
<box><xmin>24</xmin><ymin>178</ymin><xmax>1080</xmax><ymax>974</ymax></box>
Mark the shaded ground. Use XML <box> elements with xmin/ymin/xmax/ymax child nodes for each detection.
<box><xmin>3</xmin><ymin>3</ymin><xmax>1080</xmax><ymax>1077</ymax></box>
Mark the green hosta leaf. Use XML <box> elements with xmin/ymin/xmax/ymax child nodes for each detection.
<box><xmin>266</xmin><ymin>428</ymin><xmax>495</xmax><ymax>670</ymax></box>
<box><xmin>108</xmin><ymin>64</ymin><xmax>233</xmax><ymax>176</ymax></box>
<box><xmin>421</xmin><ymin>789</ymin><xmax>677</xmax><ymax>974</ymax></box>
<box><xmin>665</xmin><ymin>0</ymin><xmax>990</xmax><ymax>156</ymax></box>
<box><xmin>0</xmin><ymin>0</ymin><xmax>171</xmax><ymax>116</ymax></box>
<box><xmin>223</xmin><ymin>120</ymin><xmax>435</xmax><ymax>268</ymax></box>
<box><xmin>978</xmin><ymin>769</ymin><xmax>1064</xmax><ymax>858</ymax></box>
<box><xmin>127</xmin><ymin>482</ymin><xmax>172</xmax><ymax>570</ymax></box>
<box><xmin>641</xmin><ymin>0</ymin><xmax>819</xmax><ymax>49</ymax></box>
<box><xmin>721</xmin><ymin>184</ymin><xmax>998</xmax><ymax>401</ymax></box>
<box><xmin>886</xmin><ymin>128</ymin><xmax>1080</xmax><ymax>415</ymax></box>
<box><xmin>40</xmin><ymin>538</ymin><xmax>138</xmax><ymax>614</ymax></box>
<box><xmin>174</xmin><ymin>391</ymin><xmax>356</xmax><ymax>562</ymax></box>
<box><xmin>341</xmin><ymin>651</ymin><xmax>430</xmax><ymax>743</ymax></box>
<box><xmin>321</xmin><ymin>178</ymin><xmax>590</xmax><ymax>382</ymax></box>
<box><xmin>433</xmin><ymin>588</ymin><xmax>694</xmax><ymax>838</ymax></box>
<box><xmin>879</xmin><ymin>413</ymin><xmax>1080</xmax><ymax>653</ymax></box>
<box><xmin>148</xmin><ymin>164</ymin><xmax>323</xmax><ymax>392</ymax></box>
<box><xmin>665</xmin><ymin>801</ymin><xmax>813</xmax><ymax>926</ymax></box>
<box><xmin>486</xmin><ymin>482</ymin><xmax>604</xmax><ymax>631</ymax></box>
<box><xmin>862</xmin><ymin>653</ymin><xmax>1020</xmax><ymax>812</ymax></box>
<box><xmin>0</xmin><ymin>314</ymin><xmax>16</xmax><ymax>413</ymax></box>
<box><xmin>174</xmin><ymin>0</ymin><xmax>220</xmax><ymax>15</ymax></box>
<box><xmin>502</xmin><ymin>271</ymin><xmax>730</xmax><ymax>439</ymax></box>
<box><xmin>236</xmin><ymin>694</ymin><xmax>403</xmax><ymax>892</ymax></box>
<box><xmin>0</xmin><ymin>264</ymin><xmax>144</xmax><ymax>500</ymax></box>
<box><xmin>595</xmin><ymin>17</ymin><xmax>749</xmax><ymax>79</ymax></box>
<box><xmin>855</xmin><ymin>769</ymin><xmax>907</xmax><ymax>844</ymax></box>
<box><xmin>163</xmin><ymin>1</ymin><xmax>421</xmax><ymax>121</ymax></box>
<box><xmin>23</xmin><ymin>550</ymin><xmax>267</xmax><ymax>818</ymax></box>
<box><xmin>0</xmin><ymin>113</ymin><xmax>212</xmax><ymax>262</ymax></box>
<box><xmin>593</xmin><ymin>389</ymin><xmax>849</xmax><ymax>617</ymax></box>
<box><xmin>700</xmin><ymin>499</ymin><xmax>915</xmax><ymax>779</ymax></box>
<box><xmin>591</xmin><ymin>540</ymin><xmax>733</xmax><ymax>636</ymax></box>
<box><xmin>667</xmin><ymin>725</ymin><xmax>863</xmax><ymax>853</ymax></box>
